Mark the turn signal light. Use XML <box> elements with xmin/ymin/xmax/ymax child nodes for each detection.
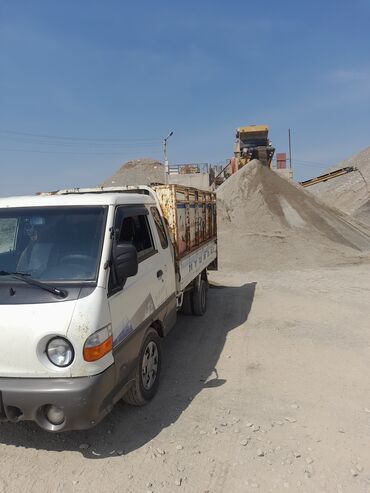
<box><xmin>83</xmin><ymin>325</ymin><xmax>113</xmax><ymax>362</ymax></box>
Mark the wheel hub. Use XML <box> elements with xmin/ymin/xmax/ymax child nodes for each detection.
<box><xmin>142</xmin><ymin>341</ymin><xmax>159</xmax><ymax>390</ymax></box>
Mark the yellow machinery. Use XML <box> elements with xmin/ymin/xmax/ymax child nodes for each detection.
<box><xmin>299</xmin><ymin>166</ymin><xmax>356</xmax><ymax>187</ymax></box>
<box><xmin>234</xmin><ymin>124</ymin><xmax>275</xmax><ymax>169</ymax></box>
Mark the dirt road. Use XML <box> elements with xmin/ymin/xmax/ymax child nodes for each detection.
<box><xmin>0</xmin><ymin>263</ymin><xmax>370</xmax><ymax>492</ymax></box>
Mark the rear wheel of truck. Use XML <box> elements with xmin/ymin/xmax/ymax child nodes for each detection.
<box><xmin>123</xmin><ymin>328</ymin><xmax>161</xmax><ymax>406</ymax></box>
<box><xmin>192</xmin><ymin>278</ymin><xmax>208</xmax><ymax>316</ymax></box>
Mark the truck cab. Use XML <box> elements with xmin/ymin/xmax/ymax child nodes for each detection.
<box><xmin>0</xmin><ymin>191</ymin><xmax>178</xmax><ymax>431</ymax></box>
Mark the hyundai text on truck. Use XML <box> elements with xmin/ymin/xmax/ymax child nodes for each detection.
<box><xmin>0</xmin><ymin>185</ymin><xmax>217</xmax><ymax>431</ymax></box>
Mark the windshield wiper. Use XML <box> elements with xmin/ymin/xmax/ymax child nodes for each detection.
<box><xmin>0</xmin><ymin>271</ymin><xmax>67</xmax><ymax>298</ymax></box>
<box><xmin>0</xmin><ymin>270</ymin><xmax>31</xmax><ymax>277</ymax></box>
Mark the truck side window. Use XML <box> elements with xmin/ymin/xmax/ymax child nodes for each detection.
<box><xmin>110</xmin><ymin>210</ymin><xmax>156</xmax><ymax>294</ymax></box>
<box><xmin>150</xmin><ymin>207</ymin><xmax>168</xmax><ymax>249</ymax></box>
<box><xmin>118</xmin><ymin>214</ymin><xmax>155</xmax><ymax>260</ymax></box>
<box><xmin>0</xmin><ymin>218</ymin><xmax>18</xmax><ymax>254</ymax></box>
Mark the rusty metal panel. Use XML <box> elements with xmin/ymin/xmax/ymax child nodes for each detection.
<box><xmin>154</xmin><ymin>184</ymin><xmax>217</xmax><ymax>260</ymax></box>
<box><xmin>276</xmin><ymin>152</ymin><xmax>286</xmax><ymax>169</ymax></box>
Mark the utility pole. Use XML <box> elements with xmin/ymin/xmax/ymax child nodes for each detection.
<box><xmin>163</xmin><ymin>131</ymin><xmax>174</xmax><ymax>180</ymax></box>
<box><xmin>288</xmin><ymin>128</ymin><xmax>292</xmax><ymax>170</ymax></box>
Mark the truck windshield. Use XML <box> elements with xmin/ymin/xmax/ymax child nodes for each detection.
<box><xmin>0</xmin><ymin>206</ymin><xmax>107</xmax><ymax>282</ymax></box>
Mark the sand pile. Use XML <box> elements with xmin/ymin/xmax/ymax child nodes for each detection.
<box><xmin>217</xmin><ymin>160</ymin><xmax>370</xmax><ymax>271</ymax></box>
<box><xmin>309</xmin><ymin>147</ymin><xmax>370</xmax><ymax>225</ymax></box>
<box><xmin>100</xmin><ymin>158</ymin><xmax>166</xmax><ymax>187</ymax></box>
<box><xmin>354</xmin><ymin>200</ymin><xmax>370</xmax><ymax>225</ymax></box>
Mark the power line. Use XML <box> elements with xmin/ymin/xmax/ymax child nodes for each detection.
<box><xmin>293</xmin><ymin>159</ymin><xmax>329</xmax><ymax>167</ymax></box>
<box><xmin>0</xmin><ymin>146</ymin><xmax>162</xmax><ymax>156</ymax></box>
<box><xmin>292</xmin><ymin>161</ymin><xmax>326</xmax><ymax>169</ymax></box>
<box><xmin>0</xmin><ymin>130</ymin><xmax>336</xmax><ymax>170</ymax></box>
<box><xmin>271</xmin><ymin>159</ymin><xmax>330</xmax><ymax>170</ymax></box>
<box><xmin>0</xmin><ymin>129</ymin><xmax>163</xmax><ymax>156</ymax></box>
<box><xmin>1</xmin><ymin>134</ymin><xmax>160</xmax><ymax>145</ymax></box>
<box><xmin>0</xmin><ymin>129</ymin><xmax>161</xmax><ymax>143</ymax></box>
<box><xmin>0</xmin><ymin>140</ymin><xmax>163</xmax><ymax>151</ymax></box>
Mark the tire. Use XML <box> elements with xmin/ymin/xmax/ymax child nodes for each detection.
<box><xmin>123</xmin><ymin>328</ymin><xmax>161</xmax><ymax>406</ymax></box>
<box><xmin>192</xmin><ymin>279</ymin><xmax>208</xmax><ymax>316</ymax></box>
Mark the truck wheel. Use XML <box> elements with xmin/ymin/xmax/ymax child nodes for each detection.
<box><xmin>192</xmin><ymin>279</ymin><xmax>208</xmax><ymax>316</ymax></box>
<box><xmin>123</xmin><ymin>328</ymin><xmax>161</xmax><ymax>406</ymax></box>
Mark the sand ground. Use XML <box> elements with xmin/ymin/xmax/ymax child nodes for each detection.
<box><xmin>0</xmin><ymin>262</ymin><xmax>369</xmax><ymax>492</ymax></box>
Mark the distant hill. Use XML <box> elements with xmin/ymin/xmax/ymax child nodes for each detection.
<box><xmin>100</xmin><ymin>158</ymin><xmax>166</xmax><ymax>187</ymax></box>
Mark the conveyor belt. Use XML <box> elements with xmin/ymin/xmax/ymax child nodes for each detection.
<box><xmin>300</xmin><ymin>166</ymin><xmax>356</xmax><ymax>188</ymax></box>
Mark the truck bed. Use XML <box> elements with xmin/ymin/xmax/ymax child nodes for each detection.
<box><xmin>176</xmin><ymin>239</ymin><xmax>217</xmax><ymax>292</ymax></box>
<box><xmin>154</xmin><ymin>185</ymin><xmax>217</xmax><ymax>257</ymax></box>
<box><xmin>154</xmin><ymin>184</ymin><xmax>217</xmax><ymax>293</ymax></box>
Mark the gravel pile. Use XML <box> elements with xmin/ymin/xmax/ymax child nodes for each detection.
<box><xmin>354</xmin><ymin>200</ymin><xmax>370</xmax><ymax>225</ymax></box>
<box><xmin>216</xmin><ymin>160</ymin><xmax>370</xmax><ymax>271</ymax></box>
<box><xmin>100</xmin><ymin>158</ymin><xmax>166</xmax><ymax>187</ymax></box>
<box><xmin>309</xmin><ymin>147</ymin><xmax>370</xmax><ymax>225</ymax></box>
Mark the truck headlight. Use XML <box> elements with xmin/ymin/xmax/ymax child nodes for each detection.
<box><xmin>46</xmin><ymin>337</ymin><xmax>74</xmax><ymax>367</ymax></box>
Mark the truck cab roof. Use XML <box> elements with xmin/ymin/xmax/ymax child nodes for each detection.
<box><xmin>0</xmin><ymin>187</ymin><xmax>156</xmax><ymax>209</ymax></box>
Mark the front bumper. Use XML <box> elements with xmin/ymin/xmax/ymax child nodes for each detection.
<box><xmin>0</xmin><ymin>365</ymin><xmax>123</xmax><ymax>432</ymax></box>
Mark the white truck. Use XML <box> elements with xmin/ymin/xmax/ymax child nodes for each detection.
<box><xmin>0</xmin><ymin>185</ymin><xmax>217</xmax><ymax>431</ymax></box>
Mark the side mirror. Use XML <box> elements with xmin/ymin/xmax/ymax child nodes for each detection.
<box><xmin>114</xmin><ymin>243</ymin><xmax>138</xmax><ymax>283</ymax></box>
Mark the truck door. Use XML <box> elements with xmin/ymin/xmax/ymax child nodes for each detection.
<box><xmin>149</xmin><ymin>206</ymin><xmax>176</xmax><ymax>304</ymax></box>
<box><xmin>108</xmin><ymin>206</ymin><xmax>172</xmax><ymax>377</ymax></box>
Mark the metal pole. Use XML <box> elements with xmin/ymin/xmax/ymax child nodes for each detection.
<box><xmin>288</xmin><ymin>128</ymin><xmax>292</xmax><ymax>169</ymax></box>
<box><xmin>163</xmin><ymin>131</ymin><xmax>173</xmax><ymax>181</ymax></box>
<box><xmin>163</xmin><ymin>139</ymin><xmax>168</xmax><ymax>173</ymax></box>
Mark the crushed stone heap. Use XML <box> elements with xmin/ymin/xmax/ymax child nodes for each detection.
<box><xmin>354</xmin><ymin>200</ymin><xmax>370</xmax><ymax>225</ymax></box>
<box><xmin>309</xmin><ymin>147</ymin><xmax>370</xmax><ymax>225</ymax></box>
<box><xmin>101</xmin><ymin>158</ymin><xmax>166</xmax><ymax>187</ymax></box>
<box><xmin>216</xmin><ymin>160</ymin><xmax>370</xmax><ymax>271</ymax></box>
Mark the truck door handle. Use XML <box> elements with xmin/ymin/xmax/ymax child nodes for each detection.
<box><xmin>157</xmin><ymin>270</ymin><xmax>163</xmax><ymax>279</ymax></box>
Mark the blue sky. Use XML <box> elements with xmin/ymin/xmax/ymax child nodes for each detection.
<box><xmin>1</xmin><ymin>0</ymin><xmax>370</xmax><ymax>196</ymax></box>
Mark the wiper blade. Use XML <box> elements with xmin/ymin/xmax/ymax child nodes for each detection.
<box><xmin>0</xmin><ymin>271</ymin><xmax>67</xmax><ymax>298</ymax></box>
<box><xmin>0</xmin><ymin>270</ymin><xmax>30</xmax><ymax>276</ymax></box>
